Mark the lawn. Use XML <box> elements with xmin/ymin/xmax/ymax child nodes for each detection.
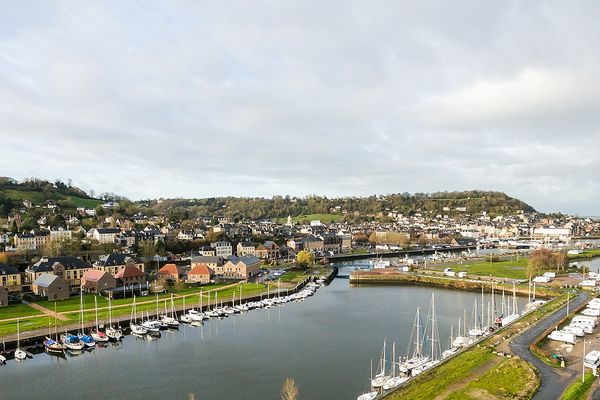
<box><xmin>278</xmin><ymin>269</ymin><xmax>308</xmax><ymax>283</ymax></box>
<box><xmin>446</xmin><ymin>357</ymin><xmax>538</xmax><ymax>400</ymax></box>
<box><xmin>451</xmin><ymin>258</ymin><xmax>529</xmax><ymax>280</ymax></box>
<box><xmin>560</xmin><ymin>372</ymin><xmax>596</xmax><ymax>400</ymax></box>
<box><xmin>0</xmin><ymin>303</ymin><xmax>43</xmax><ymax>319</ymax></box>
<box><xmin>66</xmin><ymin>196</ymin><xmax>102</xmax><ymax>208</ymax></box>
<box><xmin>385</xmin><ymin>347</ymin><xmax>495</xmax><ymax>399</ymax></box>
<box><xmin>568</xmin><ymin>249</ymin><xmax>600</xmax><ymax>260</ymax></box>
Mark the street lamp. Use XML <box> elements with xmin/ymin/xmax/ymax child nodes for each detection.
<box><xmin>583</xmin><ymin>339</ymin><xmax>591</xmax><ymax>383</ymax></box>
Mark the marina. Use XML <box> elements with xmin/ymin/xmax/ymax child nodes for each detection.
<box><xmin>0</xmin><ymin>270</ymin><xmax>525</xmax><ymax>400</ymax></box>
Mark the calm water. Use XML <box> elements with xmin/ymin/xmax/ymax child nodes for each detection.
<box><xmin>0</xmin><ymin>274</ymin><xmax>524</xmax><ymax>400</ymax></box>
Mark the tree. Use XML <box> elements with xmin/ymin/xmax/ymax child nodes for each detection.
<box><xmin>295</xmin><ymin>250</ymin><xmax>314</xmax><ymax>268</ymax></box>
<box><xmin>281</xmin><ymin>378</ymin><xmax>298</xmax><ymax>400</ymax></box>
<box><xmin>527</xmin><ymin>249</ymin><xmax>565</xmax><ymax>278</ymax></box>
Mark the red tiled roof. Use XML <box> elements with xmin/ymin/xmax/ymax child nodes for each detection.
<box><xmin>157</xmin><ymin>263</ymin><xmax>182</xmax><ymax>276</ymax></box>
<box><xmin>114</xmin><ymin>264</ymin><xmax>145</xmax><ymax>279</ymax></box>
<box><xmin>188</xmin><ymin>264</ymin><xmax>214</xmax><ymax>276</ymax></box>
<box><xmin>82</xmin><ymin>269</ymin><xmax>108</xmax><ymax>283</ymax></box>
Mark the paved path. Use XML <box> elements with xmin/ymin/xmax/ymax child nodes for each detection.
<box><xmin>509</xmin><ymin>292</ymin><xmax>588</xmax><ymax>400</ymax></box>
<box><xmin>26</xmin><ymin>302</ymin><xmax>70</xmax><ymax>321</ymax></box>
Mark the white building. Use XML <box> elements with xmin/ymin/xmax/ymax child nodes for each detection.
<box><xmin>211</xmin><ymin>241</ymin><xmax>233</xmax><ymax>257</ymax></box>
<box><xmin>50</xmin><ymin>227</ymin><xmax>72</xmax><ymax>241</ymax></box>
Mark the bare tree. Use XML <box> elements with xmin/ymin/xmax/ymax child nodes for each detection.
<box><xmin>281</xmin><ymin>378</ymin><xmax>298</xmax><ymax>400</ymax></box>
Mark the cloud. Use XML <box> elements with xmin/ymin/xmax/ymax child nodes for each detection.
<box><xmin>0</xmin><ymin>1</ymin><xmax>599</xmax><ymax>215</ymax></box>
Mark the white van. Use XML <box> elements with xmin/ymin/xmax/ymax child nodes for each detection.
<box><xmin>582</xmin><ymin>308</ymin><xmax>600</xmax><ymax>317</ymax></box>
<box><xmin>570</xmin><ymin>321</ymin><xmax>594</xmax><ymax>334</ymax></box>
<box><xmin>573</xmin><ymin>315</ymin><xmax>599</xmax><ymax>326</ymax></box>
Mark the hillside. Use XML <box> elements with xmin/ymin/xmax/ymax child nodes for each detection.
<box><xmin>138</xmin><ymin>190</ymin><xmax>536</xmax><ymax>222</ymax></box>
<box><xmin>0</xmin><ymin>177</ymin><xmax>102</xmax><ymax>216</ymax></box>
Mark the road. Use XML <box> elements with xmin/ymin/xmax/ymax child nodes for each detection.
<box><xmin>509</xmin><ymin>292</ymin><xmax>588</xmax><ymax>400</ymax></box>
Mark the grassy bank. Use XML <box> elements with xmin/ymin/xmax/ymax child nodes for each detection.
<box><xmin>384</xmin><ymin>292</ymin><xmax>572</xmax><ymax>400</ymax></box>
<box><xmin>450</xmin><ymin>258</ymin><xmax>529</xmax><ymax>280</ymax></box>
<box><xmin>445</xmin><ymin>357</ymin><xmax>539</xmax><ymax>400</ymax></box>
<box><xmin>560</xmin><ymin>373</ymin><xmax>596</xmax><ymax>400</ymax></box>
<box><xmin>568</xmin><ymin>249</ymin><xmax>600</xmax><ymax>260</ymax></box>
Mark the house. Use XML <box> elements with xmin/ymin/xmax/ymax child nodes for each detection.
<box><xmin>32</xmin><ymin>274</ymin><xmax>69</xmax><ymax>300</ymax></box>
<box><xmin>93</xmin><ymin>253</ymin><xmax>145</xmax><ymax>276</ymax></box>
<box><xmin>156</xmin><ymin>263</ymin><xmax>184</xmax><ymax>283</ymax></box>
<box><xmin>14</xmin><ymin>230</ymin><xmax>50</xmax><ymax>251</ymax></box>
<box><xmin>286</xmin><ymin>238</ymin><xmax>304</xmax><ymax>252</ymax></box>
<box><xmin>450</xmin><ymin>237</ymin><xmax>477</xmax><ymax>247</ymax></box>
<box><xmin>236</xmin><ymin>240</ymin><xmax>256</xmax><ymax>257</ymax></box>
<box><xmin>322</xmin><ymin>234</ymin><xmax>342</xmax><ymax>254</ymax></box>
<box><xmin>219</xmin><ymin>256</ymin><xmax>261</xmax><ymax>280</ymax></box>
<box><xmin>211</xmin><ymin>241</ymin><xmax>233</xmax><ymax>257</ymax></box>
<box><xmin>191</xmin><ymin>256</ymin><xmax>224</xmax><ymax>271</ymax></box>
<box><xmin>0</xmin><ymin>263</ymin><xmax>22</xmax><ymax>293</ymax></box>
<box><xmin>26</xmin><ymin>256</ymin><xmax>91</xmax><ymax>290</ymax></box>
<box><xmin>0</xmin><ymin>286</ymin><xmax>7</xmax><ymax>306</ymax></box>
<box><xmin>177</xmin><ymin>231</ymin><xmax>195</xmax><ymax>241</ymax></box>
<box><xmin>302</xmin><ymin>236</ymin><xmax>324</xmax><ymax>253</ymax></box>
<box><xmin>87</xmin><ymin>227</ymin><xmax>121</xmax><ymax>244</ymax></box>
<box><xmin>49</xmin><ymin>227</ymin><xmax>72</xmax><ymax>241</ymax></box>
<box><xmin>199</xmin><ymin>245</ymin><xmax>216</xmax><ymax>256</ymax></box>
<box><xmin>81</xmin><ymin>269</ymin><xmax>116</xmax><ymax>294</ymax></box>
<box><xmin>114</xmin><ymin>264</ymin><xmax>146</xmax><ymax>286</ymax></box>
<box><xmin>187</xmin><ymin>264</ymin><xmax>214</xmax><ymax>284</ymax></box>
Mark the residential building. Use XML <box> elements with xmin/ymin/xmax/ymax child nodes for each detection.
<box><xmin>236</xmin><ymin>240</ymin><xmax>256</xmax><ymax>257</ymax></box>
<box><xmin>187</xmin><ymin>264</ymin><xmax>214</xmax><ymax>284</ymax></box>
<box><xmin>114</xmin><ymin>264</ymin><xmax>146</xmax><ymax>286</ymax></box>
<box><xmin>0</xmin><ymin>264</ymin><xmax>22</xmax><ymax>293</ymax></box>
<box><xmin>219</xmin><ymin>256</ymin><xmax>261</xmax><ymax>280</ymax></box>
<box><xmin>302</xmin><ymin>236</ymin><xmax>324</xmax><ymax>253</ymax></box>
<box><xmin>14</xmin><ymin>230</ymin><xmax>50</xmax><ymax>251</ymax></box>
<box><xmin>199</xmin><ymin>245</ymin><xmax>216</xmax><ymax>256</ymax></box>
<box><xmin>93</xmin><ymin>254</ymin><xmax>145</xmax><ymax>276</ymax></box>
<box><xmin>81</xmin><ymin>269</ymin><xmax>117</xmax><ymax>294</ymax></box>
<box><xmin>32</xmin><ymin>274</ymin><xmax>69</xmax><ymax>300</ymax></box>
<box><xmin>191</xmin><ymin>256</ymin><xmax>224</xmax><ymax>271</ymax></box>
<box><xmin>50</xmin><ymin>227</ymin><xmax>72</xmax><ymax>241</ymax></box>
<box><xmin>26</xmin><ymin>256</ymin><xmax>91</xmax><ymax>290</ymax></box>
<box><xmin>87</xmin><ymin>227</ymin><xmax>121</xmax><ymax>244</ymax></box>
<box><xmin>263</xmin><ymin>241</ymin><xmax>280</xmax><ymax>259</ymax></box>
<box><xmin>211</xmin><ymin>241</ymin><xmax>233</xmax><ymax>257</ymax></box>
<box><xmin>157</xmin><ymin>263</ymin><xmax>184</xmax><ymax>282</ymax></box>
<box><xmin>255</xmin><ymin>244</ymin><xmax>269</xmax><ymax>259</ymax></box>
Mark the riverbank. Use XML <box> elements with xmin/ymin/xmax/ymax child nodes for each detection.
<box><xmin>382</xmin><ymin>292</ymin><xmax>577</xmax><ymax>400</ymax></box>
<box><xmin>0</xmin><ymin>276</ymin><xmax>322</xmax><ymax>351</ymax></box>
<box><xmin>349</xmin><ymin>269</ymin><xmax>558</xmax><ymax>298</ymax></box>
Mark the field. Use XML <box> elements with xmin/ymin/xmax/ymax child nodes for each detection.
<box><xmin>278</xmin><ymin>269</ymin><xmax>308</xmax><ymax>283</ymax></box>
<box><xmin>560</xmin><ymin>373</ymin><xmax>596</xmax><ymax>400</ymax></box>
<box><xmin>1</xmin><ymin>188</ymin><xmax>102</xmax><ymax>208</ymax></box>
<box><xmin>275</xmin><ymin>213</ymin><xmax>343</xmax><ymax>224</ymax></box>
<box><xmin>450</xmin><ymin>258</ymin><xmax>529</xmax><ymax>280</ymax></box>
<box><xmin>445</xmin><ymin>357</ymin><xmax>538</xmax><ymax>399</ymax></box>
<box><xmin>0</xmin><ymin>303</ymin><xmax>43</xmax><ymax>319</ymax></box>
<box><xmin>568</xmin><ymin>249</ymin><xmax>600</xmax><ymax>260</ymax></box>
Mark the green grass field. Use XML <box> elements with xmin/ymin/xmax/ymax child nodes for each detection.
<box><xmin>446</xmin><ymin>357</ymin><xmax>538</xmax><ymax>399</ymax></box>
<box><xmin>451</xmin><ymin>258</ymin><xmax>529</xmax><ymax>279</ymax></box>
<box><xmin>560</xmin><ymin>372</ymin><xmax>596</xmax><ymax>400</ymax></box>
<box><xmin>1</xmin><ymin>188</ymin><xmax>101</xmax><ymax>209</ymax></box>
<box><xmin>278</xmin><ymin>269</ymin><xmax>308</xmax><ymax>283</ymax></box>
<box><xmin>568</xmin><ymin>249</ymin><xmax>600</xmax><ymax>260</ymax></box>
<box><xmin>0</xmin><ymin>303</ymin><xmax>43</xmax><ymax>319</ymax></box>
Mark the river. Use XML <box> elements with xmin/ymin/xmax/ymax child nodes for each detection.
<box><xmin>0</xmin><ymin>272</ymin><xmax>525</xmax><ymax>400</ymax></box>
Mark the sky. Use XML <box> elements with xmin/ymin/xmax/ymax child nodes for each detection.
<box><xmin>1</xmin><ymin>1</ymin><xmax>599</xmax><ymax>215</ymax></box>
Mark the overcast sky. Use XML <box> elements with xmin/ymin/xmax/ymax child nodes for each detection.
<box><xmin>1</xmin><ymin>1</ymin><xmax>599</xmax><ymax>215</ymax></box>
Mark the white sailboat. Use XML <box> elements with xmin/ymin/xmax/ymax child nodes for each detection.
<box><xmin>383</xmin><ymin>342</ymin><xmax>408</xmax><ymax>390</ymax></box>
<box><xmin>180</xmin><ymin>295</ymin><xmax>192</xmax><ymax>323</ymax></box>
<box><xmin>371</xmin><ymin>339</ymin><xmax>391</xmax><ymax>388</ymax></box>
<box><xmin>399</xmin><ymin>306</ymin><xmax>430</xmax><ymax>374</ymax></box>
<box><xmin>14</xmin><ymin>319</ymin><xmax>27</xmax><ymax>361</ymax></box>
<box><xmin>105</xmin><ymin>298</ymin><xmax>124</xmax><ymax>340</ymax></box>
<box><xmin>129</xmin><ymin>296</ymin><xmax>148</xmax><ymax>335</ymax></box>
<box><xmin>90</xmin><ymin>297</ymin><xmax>109</xmax><ymax>342</ymax></box>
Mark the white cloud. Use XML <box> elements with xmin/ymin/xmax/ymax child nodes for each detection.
<box><xmin>0</xmin><ymin>1</ymin><xmax>599</xmax><ymax>214</ymax></box>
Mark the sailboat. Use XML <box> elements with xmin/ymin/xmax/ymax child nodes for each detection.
<box><xmin>357</xmin><ymin>359</ymin><xmax>378</xmax><ymax>400</ymax></box>
<box><xmin>501</xmin><ymin>282</ymin><xmax>520</xmax><ymax>326</ymax></box>
<box><xmin>44</xmin><ymin>304</ymin><xmax>65</xmax><ymax>353</ymax></box>
<box><xmin>417</xmin><ymin>293</ymin><xmax>441</xmax><ymax>374</ymax></box>
<box><xmin>180</xmin><ymin>295</ymin><xmax>192</xmax><ymax>323</ymax></box>
<box><xmin>398</xmin><ymin>306</ymin><xmax>429</xmax><ymax>374</ymax></box>
<box><xmin>77</xmin><ymin>292</ymin><xmax>96</xmax><ymax>347</ymax></box>
<box><xmin>442</xmin><ymin>324</ymin><xmax>459</xmax><ymax>359</ymax></box>
<box><xmin>90</xmin><ymin>297</ymin><xmax>109</xmax><ymax>342</ymax></box>
<box><xmin>187</xmin><ymin>291</ymin><xmax>206</xmax><ymax>322</ymax></box>
<box><xmin>370</xmin><ymin>339</ymin><xmax>391</xmax><ymax>388</ymax></box>
<box><xmin>161</xmin><ymin>295</ymin><xmax>180</xmax><ymax>327</ymax></box>
<box><xmin>468</xmin><ymin>299</ymin><xmax>483</xmax><ymax>337</ymax></box>
<box><xmin>129</xmin><ymin>296</ymin><xmax>148</xmax><ymax>335</ymax></box>
<box><xmin>14</xmin><ymin>319</ymin><xmax>28</xmax><ymax>361</ymax></box>
<box><xmin>105</xmin><ymin>298</ymin><xmax>124</xmax><ymax>340</ymax></box>
<box><xmin>383</xmin><ymin>342</ymin><xmax>409</xmax><ymax>390</ymax></box>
